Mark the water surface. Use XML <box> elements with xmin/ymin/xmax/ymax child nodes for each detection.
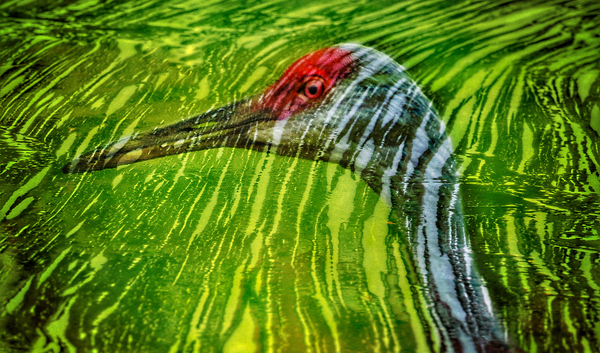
<box><xmin>1</xmin><ymin>0</ymin><xmax>599</xmax><ymax>352</ymax></box>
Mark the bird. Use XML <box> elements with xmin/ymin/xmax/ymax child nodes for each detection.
<box><xmin>64</xmin><ymin>44</ymin><xmax>511</xmax><ymax>352</ymax></box>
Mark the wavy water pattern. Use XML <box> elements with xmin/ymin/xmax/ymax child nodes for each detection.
<box><xmin>1</xmin><ymin>0</ymin><xmax>599</xmax><ymax>352</ymax></box>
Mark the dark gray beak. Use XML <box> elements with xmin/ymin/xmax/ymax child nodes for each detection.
<box><xmin>63</xmin><ymin>98</ymin><xmax>274</xmax><ymax>174</ymax></box>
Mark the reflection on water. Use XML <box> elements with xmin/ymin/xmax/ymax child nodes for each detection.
<box><xmin>1</xmin><ymin>0</ymin><xmax>599</xmax><ymax>352</ymax></box>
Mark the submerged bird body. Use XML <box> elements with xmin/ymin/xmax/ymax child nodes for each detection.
<box><xmin>65</xmin><ymin>44</ymin><xmax>509</xmax><ymax>352</ymax></box>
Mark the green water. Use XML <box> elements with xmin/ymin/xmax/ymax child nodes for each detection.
<box><xmin>1</xmin><ymin>0</ymin><xmax>599</xmax><ymax>352</ymax></box>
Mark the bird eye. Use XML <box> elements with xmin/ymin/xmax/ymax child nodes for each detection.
<box><xmin>303</xmin><ymin>78</ymin><xmax>324</xmax><ymax>99</ymax></box>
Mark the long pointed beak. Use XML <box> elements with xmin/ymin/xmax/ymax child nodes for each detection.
<box><xmin>63</xmin><ymin>98</ymin><xmax>273</xmax><ymax>173</ymax></box>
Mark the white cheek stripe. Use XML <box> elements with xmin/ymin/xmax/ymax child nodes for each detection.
<box><xmin>380</xmin><ymin>141</ymin><xmax>405</xmax><ymax>206</ymax></box>
<box><xmin>403</xmin><ymin>107</ymin><xmax>432</xmax><ymax>185</ymax></box>
<box><xmin>328</xmin><ymin>88</ymin><xmax>370</xmax><ymax>161</ymax></box>
<box><xmin>379</xmin><ymin>82</ymin><xmax>419</xmax><ymax>148</ymax></box>
<box><xmin>380</xmin><ymin>78</ymin><xmax>408</xmax><ymax>127</ymax></box>
<box><xmin>353</xmin><ymin>138</ymin><xmax>375</xmax><ymax>175</ymax></box>
<box><xmin>272</xmin><ymin>119</ymin><xmax>288</xmax><ymax>145</ymax></box>
<box><xmin>321</xmin><ymin>54</ymin><xmax>393</xmax><ymax>150</ymax></box>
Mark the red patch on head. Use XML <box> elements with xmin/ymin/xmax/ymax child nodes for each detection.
<box><xmin>260</xmin><ymin>47</ymin><xmax>355</xmax><ymax>120</ymax></box>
